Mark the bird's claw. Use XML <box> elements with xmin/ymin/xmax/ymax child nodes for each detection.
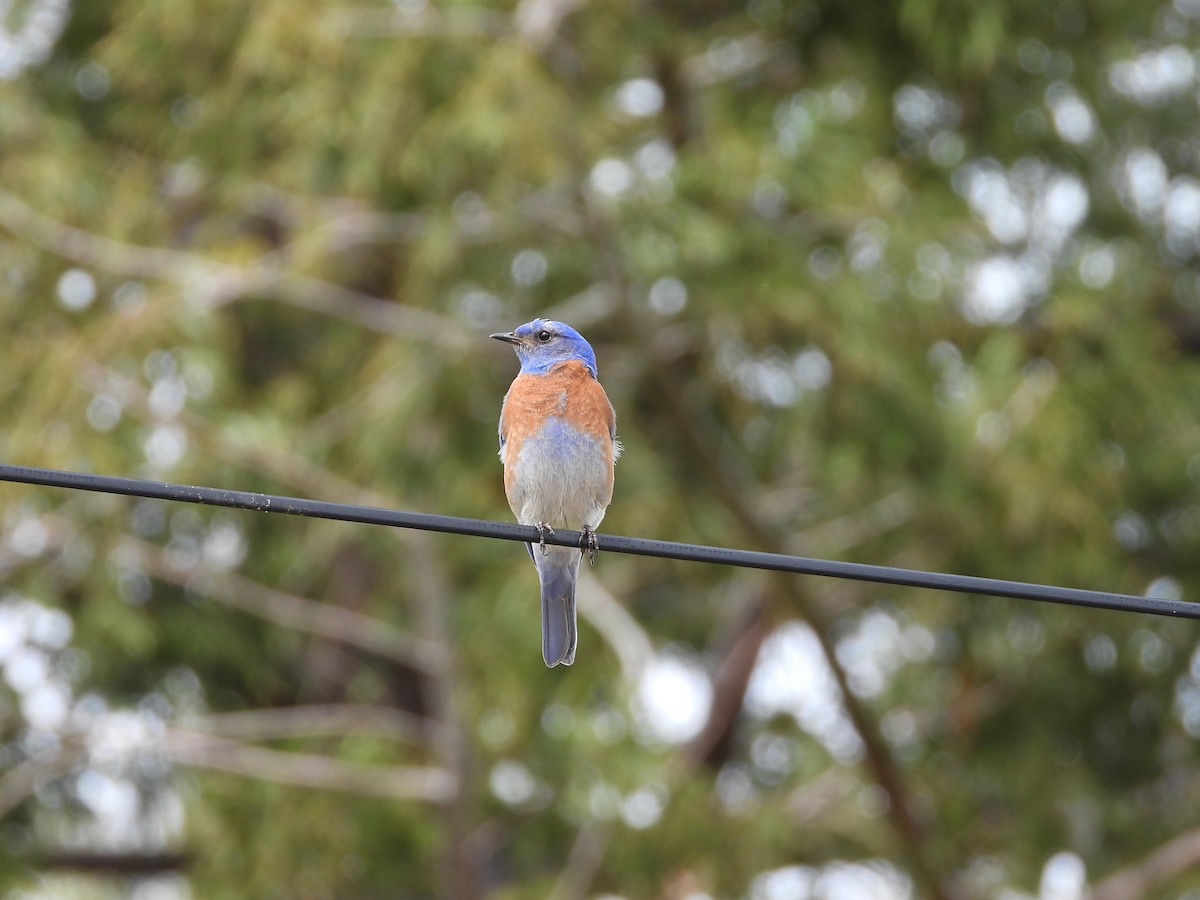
<box><xmin>580</xmin><ymin>526</ymin><xmax>599</xmax><ymax>565</ymax></box>
<box><xmin>535</xmin><ymin>523</ymin><xmax>554</xmax><ymax>556</ymax></box>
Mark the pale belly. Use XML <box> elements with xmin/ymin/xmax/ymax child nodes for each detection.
<box><xmin>506</xmin><ymin>418</ymin><xmax>612</xmax><ymax>529</ymax></box>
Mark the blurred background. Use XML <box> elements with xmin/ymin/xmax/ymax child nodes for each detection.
<box><xmin>1</xmin><ymin>0</ymin><xmax>1199</xmax><ymax>897</ymax></box>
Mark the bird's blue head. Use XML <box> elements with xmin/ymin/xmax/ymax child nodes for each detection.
<box><xmin>490</xmin><ymin>319</ymin><xmax>599</xmax><ymax>377</ymax></box>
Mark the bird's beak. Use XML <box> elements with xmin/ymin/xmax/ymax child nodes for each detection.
<box><xmin>490</xmin><ymin>331</ymin><xmax>521</xmax><ymax>345</ymax></box>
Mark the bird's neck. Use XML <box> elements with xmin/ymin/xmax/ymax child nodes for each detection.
<box><xmin>521</xmin><ymin>357</ymin><xmax>597</xmax><ymax>378</ymax></box>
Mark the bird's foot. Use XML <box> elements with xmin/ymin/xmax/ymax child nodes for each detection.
<box><xmin>535</xmin><ymin>522</ymin><xmax>555</xmax><ymax>556</ymax></box>
<box><xmin>580</xmin><ymin>526</ymin><xmax>599</xmax><ymax>565</ymax></box>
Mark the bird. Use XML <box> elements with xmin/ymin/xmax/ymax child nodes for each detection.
<box><xmin>491</xmin><ymin>318</ymin><xmax>619</xmax><ymax>667</ymax></box>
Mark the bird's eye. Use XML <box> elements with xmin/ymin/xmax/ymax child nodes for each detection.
<box><xmin>536</xmin><ymin>330</ymin><xmax>552</xmax><ymax>343</ymax></box>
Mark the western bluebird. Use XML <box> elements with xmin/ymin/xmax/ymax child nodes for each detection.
<box><xmin>491</xmin><ymin>319</ymin><xmax>620</xmax><ymax>667</ymax></box>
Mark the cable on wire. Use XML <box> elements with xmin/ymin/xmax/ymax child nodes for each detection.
<box><xmin>0</xmin><ymin>463</ymin><xmax>1194</xmax><ymax>621</ymax></box>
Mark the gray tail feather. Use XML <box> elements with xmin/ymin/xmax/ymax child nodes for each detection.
<box><xmin>537</xmin><ymin>556</ymin><xmax>578</xmax><ymax>667</ymax></box>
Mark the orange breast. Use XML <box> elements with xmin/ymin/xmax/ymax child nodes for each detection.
<box><xmin>501</xmin><ymin>361</ymin><xmax>615</xmax><ymax>446</ymax></box>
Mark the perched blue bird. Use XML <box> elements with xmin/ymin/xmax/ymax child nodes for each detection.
<box><xmin>491</xmin><ymin>319</ymin><xmax>619</xmax><ymax>667</ymax></box>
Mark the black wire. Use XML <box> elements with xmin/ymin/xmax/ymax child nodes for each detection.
<box><xmin>0</xmin><ymin>463</ymin><xmax>1194</xmax><ymax>620</ymax></box>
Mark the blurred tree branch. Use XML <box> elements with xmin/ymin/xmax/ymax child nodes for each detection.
<box><xmin>550</xmin><ymin>820</ymin><xmax>614</xmax><ymax>900</ymax></box>
<box><xmin>684</xmin><ymin>589</ymin><xmax>771</xmax><ymax>768</ymax></box>
<box><xmin>112</xmin><ymin>536</ymin><xmax>443</xmax><ymax>672</ymax></box>
<box><xmin>799</xmin><ymin>489</ymin><xmax>916</xmax><ymax>557</ymax></box>
<box><xmin>328</xmin><ymin>0</ymin><xmax>583</xmax><ymax>60</ymax></box>
<box><xmin>163</xmin><ymin>729</ymin><xmax>455</xmax><ymax>802</ymax></box>
<box><xmin>1086</xmin><ymin>827</ymin><xmax>1200</xmax><ymax>900</ymax></box>
<box><xmin>186</xmin><ymin>704</ymin><xmax>441</xmax><ymax>745</ymax></box>
<box><xmin>0</xmin><ymin>738</ymin><xmax>87</xmax><ymax>820</ymax></box>
<box><xmin>0</xmin><ymin>187</ymin><xmax>460</xmax><ymax>342</ymax></box>
<box><xmin>576</xmin><ymin>571</ymin><xmax>656</xmax><ymax>683</ymax></box>
<box><xmin>327</xmin><ymin>5</ymin><xmax>516</xmax><ymax>41</ymax></box>
<box><xmin>514</xmin><ymin>0</ymin><xmax>584</xmax><ymax>51</ymax></box>
<box><xmin>24</xmin><ymin>851</ymin><xmax>189</xmax><ymax>875</ymax></box>
<box><xmin>682</xmin><ymin>33</ymin><xmax>776</xmax><ymax>88</ymax></box>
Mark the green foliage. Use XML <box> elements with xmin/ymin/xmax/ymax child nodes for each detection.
<box><xmin>1</xmin><ymin>0</ymin><xmax>1200</xmax><ymax>897</ymax></box>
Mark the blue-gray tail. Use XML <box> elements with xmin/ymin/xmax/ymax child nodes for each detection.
<box><xmin>535</xmin><ymin>548</ymin><xmax>579</xmax><ymax>667</ymax></box>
